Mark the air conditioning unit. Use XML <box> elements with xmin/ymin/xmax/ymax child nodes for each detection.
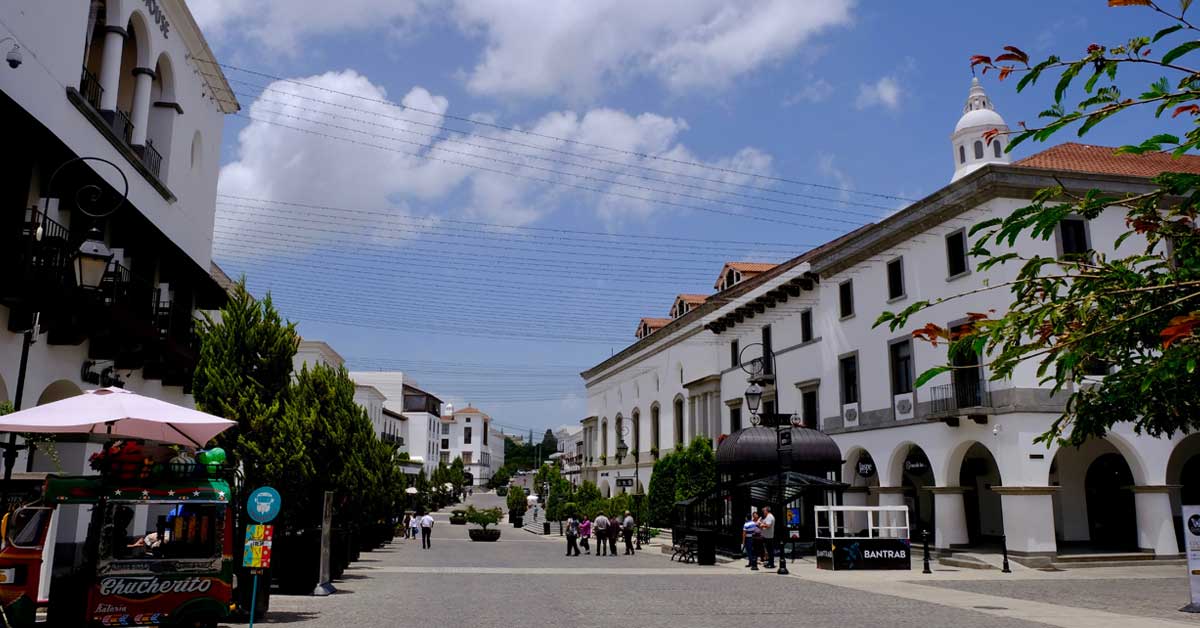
<box><xmin>842</xmin><ymin>403</ymin><xmax>860</xmax><ymax>428</ymax></box>
<box><xmin>894</xmin><ymin>393</ymin><xmax>915</xmax><ymax>421</ymax></box>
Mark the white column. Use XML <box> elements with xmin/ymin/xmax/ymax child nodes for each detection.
<box><xmin>1134</xmin><ymin>486</ymin><xmax>1183</xmax><ymax>557</ymax></box>
<box><xmin>97</xmin><ymin>28</ymin><xmax>125</xmax><ymax>111</ymax></box>
<box><xmin>709</xmin><ymin>394</ymin><xmax>721</xmax><ymax>439</ymax></box>
<box><xmin>929</xmin><ymin>487</ymin><xmax>969</xmax><ymax>549</ymax></box>
<box><xmin>687</xmin><ymin>397</ymin><xmax>697</xmax><ymax>442</ymax></box>
<box><xmin>996</xmin><ymin>487</ymin><xmax>1058</xmax><ymax>559</ymax></box>
<box><xmin>130</xmin><ymin>69</ymin><xmax>153</xmax><ymax>145</ymax></box>
<box><xmin>872</xmin><ymin>487</ymin><xmax>906</xmax><ymax>538</ymax></box>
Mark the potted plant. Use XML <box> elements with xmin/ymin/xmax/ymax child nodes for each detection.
<box><xmin>449</xmin><ymin>509</ymin><xmax>468</xmax><ymax>525</ymax></box>
<box><xmin>506</xmin><ymin>486</ymin><xmax>526</xmax><ymax>527</ymax></box>
<box><xmin>599</xmin><ymin>454</ymin><xmax>607</xmax><ymax>465</ymax></box>
<box><xmin>466</xmin><ymin>506</ymin><xmax>503</xmax><ymax>542</ymax></box>
<box><xmin>649</xmin><ymin>446</ymin><xmax>660</xmax><ymax>460</ymax></box>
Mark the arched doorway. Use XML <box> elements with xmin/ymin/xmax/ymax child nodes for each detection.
<box><xmin>1085</xmin><ymin>454</ymin><xmax>1137</xmax><ymax>550</ymax></box>
<box><xmin>899</xmin><ymin>445</ymin><xmax>935</xmax><ymax>534</ymax></box>
<box><xmin>37</xmin><ymin>380</ymin><xmax>82</xmax><ymax>406</ymax></box>
<box><xmin>673</xmin><ymin>395</ymin><xmax>684</xmax><ymax>447</ymax></box>
<box><xmin>959</xmin><ymin>442</ymin><xmax>1004</xmax><ymax>545</ymax></box>
<box><xmin>1167</xmin><ymin>434</ymin><xmax>1200</xmax><ymax>549</ymax></box>
<box><xmin>843</xmin><ymin>448</ymin><xmax>880</xmax><ymax>534</ymax></box>
<box><xmin>1050</xmin><ymin>438</ymin><xmax>1139</xmax><ymax>552</ymax></box>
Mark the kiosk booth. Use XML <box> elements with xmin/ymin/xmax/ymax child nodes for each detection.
<box><xmin>814</xmin><ymin>505</ymin><xmax>912</xmax><ymax>570</ymax></box>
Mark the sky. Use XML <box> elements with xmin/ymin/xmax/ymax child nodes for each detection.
<box><xmin>190</xmin><ymin>0</ymin><xmax>1180</xmax><ymax>435</ymax></box>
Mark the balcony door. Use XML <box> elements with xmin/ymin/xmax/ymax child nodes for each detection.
<box><xmin>950</xmin><ymin>324</ymin><xmax>982</xmax><ymax>408</ymax></box>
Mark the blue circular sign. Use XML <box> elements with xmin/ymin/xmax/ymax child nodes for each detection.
<box><xmin>247</xmin><ymin>486</ymin><xmax>281</xmax><ymax>523</ymax></box>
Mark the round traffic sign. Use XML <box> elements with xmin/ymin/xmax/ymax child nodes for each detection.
<box><xmin>247</xmin><ymin>486</ymin><xmax>281</xmax><ymax>523</ymax></box>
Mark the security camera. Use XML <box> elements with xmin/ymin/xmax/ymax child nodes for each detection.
<box><xmin>992</xmin><ymin>424</ymin><xmax>1002</xmax><ymax>436</ymax></box>
<box><xmin>5</xmin><ymin>44</ymin><xmax>21</xmax><ymax>69</ymax></box>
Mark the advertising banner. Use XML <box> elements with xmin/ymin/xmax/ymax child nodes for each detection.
<box><xmin>243</xmin><ymin>525</ymin><xmax>274</xmax><ymax>569</ymax></box>
<box><xmin>814</xmin><ymin>538</ymin><xmax>911</xmax><ymax>570</ymax></box>
<box><xmin>1182</xmin><ymin>505</ymin><xmax>1200</xmax><ymax>612</ymax></box>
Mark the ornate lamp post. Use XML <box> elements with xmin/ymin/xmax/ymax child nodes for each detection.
<box><xmin>740</xmin><ymin>342</ymin><xmax>796</xmax><ymax>575</ymax></box>
<box><xmin>3</xmin><ymin>157</ymin><xmax>126</xmax><ymax>514</ymax></box>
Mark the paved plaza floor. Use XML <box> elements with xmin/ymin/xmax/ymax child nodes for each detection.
<box><xmin>225</xmin><ymin>493</ymin><xmax>1200</xmax><ymax>628</ymax></box>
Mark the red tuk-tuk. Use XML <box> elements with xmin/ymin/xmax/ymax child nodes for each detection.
<box><xmin>0</xmin><ymin>467</ymin><xmax>234</xmax><ymax>626</ymax></box>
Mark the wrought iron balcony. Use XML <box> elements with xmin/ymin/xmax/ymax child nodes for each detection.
<box><xmin>139</xmin><ymin>139</ymin><xmax>162</xmax><ymax>179</ymax></box>
<box><xmin>928</xmin><ymin>379</ymin><xmax>992</xmax><ymax>425</ymax></box>
<box><xmin>110</xmin><ymin>109</ymin><xmax>133</xmax><ymax>146</ymax></box>
<box><xmin>1</xmin><ymin>208</ymin><xmax>75</xmax><ymax>310</ymax></box>
<box><xmin>79</xmin><ymin>65</ymin><xmax>104</xmax><ymax>112</ymax></box>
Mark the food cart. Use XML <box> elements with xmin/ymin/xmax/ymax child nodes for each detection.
<box><xmin>0</xmin><ymin>447</ymin><xmax>234</xmax><ymax>627</ymax></box>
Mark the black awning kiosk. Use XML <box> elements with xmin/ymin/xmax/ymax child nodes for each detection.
<box><xmin>814</xmin><ymin>505</ymin><xmax>912</xmax><ymax>570</ymax></box>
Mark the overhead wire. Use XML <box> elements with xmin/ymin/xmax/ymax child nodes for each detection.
<box><xmin>202</xmin><ymin>60</ymin><xmax>916</xmax><ymax>203</ymax></box>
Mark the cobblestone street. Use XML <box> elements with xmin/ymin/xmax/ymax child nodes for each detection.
<box><xmin>223</xmin><ymin>494</ymin><xmax>1199</xmax><ymax>628</ymax></box>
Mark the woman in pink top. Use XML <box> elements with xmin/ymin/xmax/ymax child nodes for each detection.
<box><xmin>579</xmin><ymin>516</ymin><xmax>592</xmax><ymax>554</ymax></box>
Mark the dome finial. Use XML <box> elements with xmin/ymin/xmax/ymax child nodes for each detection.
<box><xmin>951</xmin><ymin>77</ymin><xmax>1011</xmax><ymax>182</ymax></box>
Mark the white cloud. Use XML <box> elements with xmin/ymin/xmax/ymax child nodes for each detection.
<box><xmin>817</xmin><ymin>154</ymin><xmax>853</xmax><ymax>202</ymax></box>
<box><xmin>783</xmin><ymin>78</ymin><xmax>834</xmax><ymax>106</ymax></box>
<box><xmin>186</xmin><ymin>0</ymin><xmax>430</xmax><ymax>54</ymax></box>
<box><xmin>215</xmin><ymin>70</ymin><xmax>775</xmax><ymax>252</ymax></box>
<box><xmin>855</xmin><ymin>75</ymin><xmax>903</xmax><ymax>111</ymax></box>
<box><xmin>452</xmin><ymin>0</ymin><xmax>853</xmax><ymax>100</ymax></box>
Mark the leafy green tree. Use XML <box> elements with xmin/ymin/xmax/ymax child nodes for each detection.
<box><xmin>465</xmin><ymin>505</ymin><xmax>503</xmax><ymax>530</ymax></box>
<box><xmin>192</xmin><ymin>279</ymin><xmax>300</xmax><ymax>490</ymax></box>
<box><xmin>487</xmin><ymin>465</ymin><xmax>511</xmax><ymax>489</ymax></box>
<box><xmin>882</xmin><ymin>0</ymin><xmax>1200</xmax><ymax>445</ymax></box>
<box><xmin>0</xmin><ymin>402</ymin><xmax>12</xmax><ymax>416</ymax></box>
<box><xmin>646</xmin><ymin>454</ymin><xmax>679</xmax><ymax>526</ymax></box>
<box><xmin>506</xmin><ymin>485</ymin><xmax>527</xmax><ymax>515</ymax></box>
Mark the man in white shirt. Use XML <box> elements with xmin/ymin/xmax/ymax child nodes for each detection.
<box><xmin>760</xmin><ymin>506</ymin><xmax>776</xmax><ymax>568</ymax></box>
<box><xmin>593</xmin><ymin>514</ymin><xmax>610</xmax><ymax>557</ymax></box>
<box><xmin>622</xmin><ymin>511</ymin><xmax>636</xmax><ymax>555</ymax></box>
<box><xmin>420</xmin><ymin>512</ymin><xmax>435</xmax><ymax>549</ymax></box>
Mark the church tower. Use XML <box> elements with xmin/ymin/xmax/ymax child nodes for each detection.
<box><xmin>951</xmin><ymin>77</ymin><xmax>1010</xmax><ymax>182</ymax></box>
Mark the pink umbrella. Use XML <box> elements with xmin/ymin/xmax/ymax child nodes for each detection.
<box><xmin>0</xmin><ymin>387</ymin><xmax>235</xmax><ymax>447</ymax></box>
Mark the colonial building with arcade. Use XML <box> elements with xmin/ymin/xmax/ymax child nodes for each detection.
<box><xmin>0</xmin><ymin>0</ymin><xmax>238</xmax><ymax>472</ymax></box>
<box><xmin>580</xmin><ymin>77</ymin><xmax>1200</xmax><ymax>565</ymax></box>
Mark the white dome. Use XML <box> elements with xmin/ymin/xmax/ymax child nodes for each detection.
<box><xmin>954</xmin><ymin>107</ymin><xmax>1005</xmax><ymax>133</ymax></box>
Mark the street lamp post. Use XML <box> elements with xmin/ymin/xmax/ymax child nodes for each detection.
<box><xmin>617</xmin><ymin>425</ymin><xmax>643</xmax><ymax>550</ymax></box>
<box><xmin>741</xmin><ymin>344</ymin><xmax>796</xmax><ymax>576</ymax></box>
<box><xmin>1</xmin><ymin>157</ymin><xmax>126</xmax><ymax>514</ymax></box>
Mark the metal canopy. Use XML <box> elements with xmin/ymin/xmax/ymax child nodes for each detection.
<box><xmin>734</xmin><ymin>471</ymin><xmax>845</xmax><ymax>503</ymax></box>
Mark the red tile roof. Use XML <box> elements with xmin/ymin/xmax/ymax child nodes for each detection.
<box><xmin>726</xmin><ymin>262</ymin><xmax>777</xmax><ymax>273</ymax></box>
<box><xmin>1014</xmin><ymin>142</ymin><xmax>1200</xmax><ymax>178</ymax></box>
<box><xmin>639</xmin><ymin>317</ymin><xmax>671</xmax><ymax>329</ymax></box>
<box><xmin>455</xmin><ymin>406</ymin><xmax>490</xmax><ymax>419</ymax></box>
<box><xmin>676</xmin><ymin>294</ymin><xmax>708</xmax><ymax>305</ymax></box>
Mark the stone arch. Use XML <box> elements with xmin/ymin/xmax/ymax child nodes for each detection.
<box><xmin>146</xmin><ymin>51</ymin><xmax>176</xmax><ymax>176</ymax></box>
<box><xmin>125</xmin><ymin>8</ymin><xmax>155</xmax><ymax>68</ymax></box>
<box><xmin>1169</xmin><ymin>433</ymin><xmax>1200</xmax><ymax>507</ymax></box>
<box><xmin>887</xmin><ymin>441</ymin><xmax>936</xmax><ymax>533</ymax></box>
<box><xmin>942</xmin><ymin>439</ymin><xmax>1006</xmax><ymax>487</ymax></box>
<box><xmin>37</xmin><ymin>380</ymin><xmax>82</xmax><ymax>406</ymax></box>
<box><xmin>954</xmin><ymin>441</ymin><xmax>1005</xmax><ymax>544</ymax></box>
<box><xmin>885</xmin><ymin>440</ymin><xmax>936</xmax><ymax>489</ymax></box>
<box><xmin>842</xmin><ymin>446</ymin><xmax>881</xmax><ymax>489</ymax></box>
<box><xmin>1049</xmin><ymin>438</ymin><xmax>1140</xmax><ymax>551</ymax></box>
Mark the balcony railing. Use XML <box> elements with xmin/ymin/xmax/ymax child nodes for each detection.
<box><xmin>98</xmin><ymin>261</ymin><xmax>155</xmax><ymax>325</ymax></box>
<box><xmin>111</xmin><ymin>109</ymin><xmax>133</xmax><ymax>146</ymax></box>
<box><xmin>139</xmin><ymin>139</ymin><xmax>163</xmax><ymax>179</ymax></box>
<box><xmin>929</xmin><ymin>379</ymin><xmax>991</xmax><ymax>417</ymax></box>
<box><xmin>79</xmin><ymin>66</ymin><xmax>104</xmax><ymax>112</ymax></box>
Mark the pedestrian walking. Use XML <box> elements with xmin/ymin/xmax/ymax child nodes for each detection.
<box><xmin>742</xmin><ymin>514</ymin><xmax>759</xmax><ymax>570</ymax></box>
<box><xmin>760</xmin><ymin>506</ymin><xmax>777</xmax><ymax>569</ymax></box>
<box><xmin>608</xmin><ymin>514</ymin><xmax>620</xmax><ymax>557</ymax></box>
<box><xmin>579</xmin><ymin>516</ymin><xmax>592</xmax><ymax>554</ymax></box>
<box><xmin>565</xmin><ymin>516</ymin><xmax>581</xmax><ymax>556</ymax></box>
<box><xmin>622</xmin><ymin>511</ymin><xmax>636</xmax><ymax>555</ymax></box>
<box><xmin>409</xmin><ymin>513</ymin><xmax>420</xmax><ymax>540</ymax></box>
<box><xmin>593</xmin><ymin>513</ymin><xmax>610</xmax><ymax>556</ymax></box>
<box><xmin>420</xmin><ymin>511</ymin><xmax>434</xmax><ymax>549</ymax></box>
<box><xmin>402</xmin><ymin>513</ymin><xmax>412</xmax><ymax>539</ymax></box>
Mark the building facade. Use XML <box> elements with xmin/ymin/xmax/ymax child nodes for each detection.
<box><xmin>581</xmin><ymin>79</ymin><xmax>1200</xmax><ymax>564</ymax></box>
<box><xmin>439</xmin><ymin>406</ymin><xmax>499</xmax><ymax>487</ymax></box>
<box><xmin>349</xmin><ymin>371</ymin><xmax>443</xmax><ymax>476</ymax></box>
<box><xmin>0</xmin><ymin>0</ymin><xmax>235</xmax><ymax>473</ymax></box>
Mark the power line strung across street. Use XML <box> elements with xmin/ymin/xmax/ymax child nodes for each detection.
<box><xmin>199</xmin><ymin>60</ymin><xmax>916</xmax><ymax>203</ymax></box>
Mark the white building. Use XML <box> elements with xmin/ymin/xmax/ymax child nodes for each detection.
<box><xmin>349</xmin><ymin>371</ymin><xmax>443</xmax><ymax>476</ymax></box>
<box><xmin>0</xmin><ymin>0</ymin><xmax>236</xmax><ymax>473</ymax></box>
<box><xmin>555</xmin><ymin>426</ymin><xmax>583</xmax><ymax>486</ymax></box>
<box><xmin>438</xmin><ymin>406</ymin><xmax>500</xmax><ymax>486</ymax></box>
<box><xmin>581</xmin><ymin>78</ymin><xmax>1200</xmax><ymax>565</ymax></box>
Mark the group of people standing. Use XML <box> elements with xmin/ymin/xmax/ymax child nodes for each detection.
<box><xmin>740</xmin><ymin>506</ymin><xmax>778</xmax><ymax>571</ymax></box>
<box><xmin>564</xmin><ymin>511</ymin><xmax>637</xmax><ymax>557</ymax></box>
<box><xmin>401</xmin><ymin>512</ymin><xmax>436</xmax><ymax>549</ymax></box>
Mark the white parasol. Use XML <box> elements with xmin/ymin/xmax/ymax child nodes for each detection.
<box><xmin>0</xmin><ymin>387</ymin><xmax>235</xmax><ymax>447</ymax></box>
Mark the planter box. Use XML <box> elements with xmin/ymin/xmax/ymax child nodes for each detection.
<box><xmin>511</xmin><ymin>517</ymin><xmax>523</xmax><ymax>528</ymax></box>
<box><xmin>469</xmin><ymin>529</ymin><xmax>502</xmax><ymax>542</ymax></box>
